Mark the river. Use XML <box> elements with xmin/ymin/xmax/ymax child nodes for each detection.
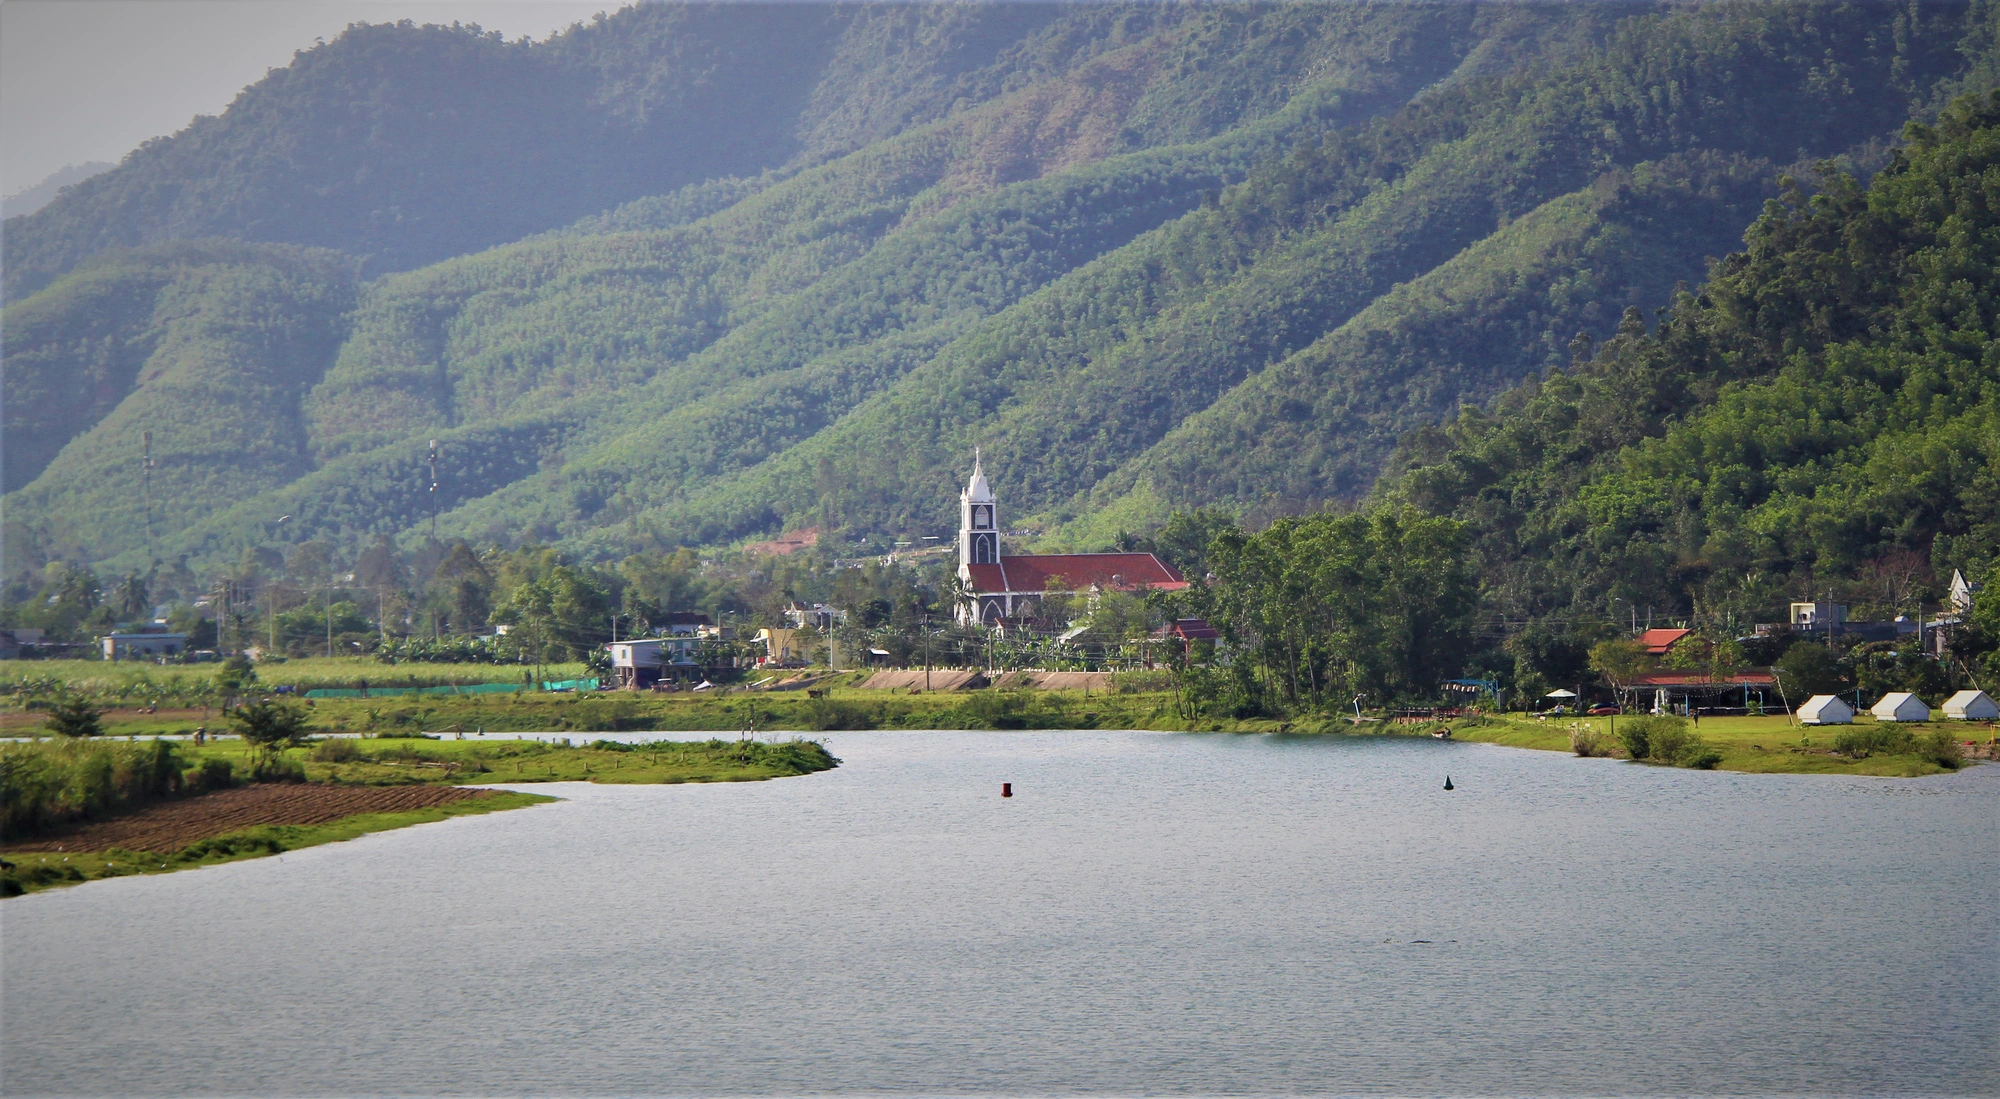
<box><xmin>3</xmin><ymin>731</ymin><xmax>1995</xmax><ymax>1096</ymax></box>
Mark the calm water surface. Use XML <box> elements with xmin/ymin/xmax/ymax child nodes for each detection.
<box><xmin>3</xmin><ymin>731</ymin><xmax>1995</xmax><ymax>1097</ymax></box>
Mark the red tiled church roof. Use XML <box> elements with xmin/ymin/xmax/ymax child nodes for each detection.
<box><xmin>965</xmin><ymin>553</ymin><xmax>1188</xmax><ymax>595</ymax></box>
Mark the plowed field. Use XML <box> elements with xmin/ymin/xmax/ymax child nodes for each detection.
<box><xmin>3</xmin><ymin>785</ymin><xmax>492</xmax><ymax>854</ymax></box>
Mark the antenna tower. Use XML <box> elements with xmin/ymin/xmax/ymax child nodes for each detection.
<box><xmin>427</xmin><ymin>439</ymin><xmax>441</xmax><ymax>541</ymax></box>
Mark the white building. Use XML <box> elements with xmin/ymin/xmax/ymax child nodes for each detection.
<box><xmin>1949</xmin><ymin>568</ymin><xmax>1985</xmax><ymax>612</ymax></box>
<box><xmin>1942</xmin><ymin>689</ymin><xmax>1999</xmax><ymax>721</ymax></box>
<box><xmin>605</xmin><ymin>637</ymin><xmax>702</xmax><ymax>689</ymax></box>
<box><xmin>1797</xmin><ymin>694</ymin><xmax>1854</xmax><ymax>725</ymax></box>
<box><xmin>1790</xmin><ymin>601</ymin><xmax>1848</xmax><ymax>630</ymax></box>
<box><xmin>1869</xmin><ymin>692</ymin><xmax>1930</xmax><ymax>722</ymax></box>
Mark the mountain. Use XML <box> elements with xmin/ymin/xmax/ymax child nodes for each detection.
<box><xmin>1373</xmin><ymin>86</ymin><xmax>2000</xmax><ymax>631</ymax></box>
<box><xmin>1</xmin><ymin>162</ymin><xmax>115</xmax><ymax>219</ymax></box>
<box><xmin>0</xmin><ymin>2</ymin><xmax>1173</xmax><ymax>302</ymax></box>
<box><xmin>3</xmin><ymin>0</ymin><xmax>1995</xmax><ymax>587</ymax></box>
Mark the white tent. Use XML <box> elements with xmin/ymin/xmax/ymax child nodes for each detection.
<box><xmin>1942</xmin><ymin>689</ymin><xmax>1999</xmax><ymax>721</ymax></box>
<box><xmin>1870</xmin><ymin>692</ymin><xmax>1930</xmax><ymax>723</ymax></box>
<box><xmin>1797</xmin><ymin>694</ymin><xmax>1855</xmax><ymax>725</ymax></box>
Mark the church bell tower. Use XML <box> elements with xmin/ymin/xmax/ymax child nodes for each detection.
<box><xmin>959</xmin><ymin>449</ymin><xmax>998</xmax><ymax>569</ymax></box>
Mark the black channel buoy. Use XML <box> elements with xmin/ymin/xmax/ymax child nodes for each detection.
<box><xmin>1443</xmin><ymin>775</ymin><xmax>1455</xmax><ymax>791</ymax></box>
<box><xmin>1002</xmin><ymin>782</ymin><xmax>1013</xmax><ymax>798</ymax></box>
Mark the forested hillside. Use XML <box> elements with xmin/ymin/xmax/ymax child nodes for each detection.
<box><xmin>3</xmin><ymin>0</ymin><xmax>1997</xmax><ymax>600</ymax></box>
<box><xmin>1375</xmin><ymin>87</ymin><xmax>2000</xmax><ymax>629</ymax></box>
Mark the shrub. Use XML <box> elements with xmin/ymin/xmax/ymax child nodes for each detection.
<box><xmin>1618</xmin><ymin>718</ymin><xmax>1652</xmax><ymax>760</ymax></box>
<box><xmin>803</xmin><ymin>698</ymin><xmax>878</xmax><ymax>731</ymax></box>
<box><xmin>310</xmin><ymin>737</ymin><xmax>363</xmax><ymax>762</ymax></box>
<box><xmin>184</xmin><ymin>758</ymin><xmax>235</xmax><ymax>792</ymax></box>
<box><xmin>1833</xmin><ymin>725</ymin><xmax>1914</xmax><ymax>759</ymax></box>
<box><xmin>1687</xmin><ymin>751</ymin><xmax>1723</xmax><ymax>770</ymax></box>
<box><xmin>1917</xmin><ymin>729</ymin><xmax>1964</xmax><ymax>769</ymax></box>
<box><xmin>0</xmin><ymin>738</ymin><xmax>188</xmax><ymax>838</ymax></box>
<box><xmin>1570</xmin><ymin>727</ymin><xmax>1613</xmax><ymax>757</ymax></box>
<box><xmin>43</xmin><ymin>694</ymin><xmax>103</xmax><ymax>738</ymax></box>
<box><xmin>1645</xmin><ymin>718</ymin><xmax>1704</xmax><ymax>765</ymax></box>
<box><xmin>1618</xmin><ymin>716</ymin><xmax>1707</xmax><ymax>765</ymax></box>
<box><xmin>249</xmin><ymin>757</ymin><xmax>307</xmax><ymax>783</ymax></box>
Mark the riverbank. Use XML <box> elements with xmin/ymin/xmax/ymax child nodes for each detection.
<box><xmin>2</xmin><ymin>789</ymin><xmax>551</xmax><ymax>897</ymax></box>
<box><xmin>9</xmin><ymin>671</ymin><xmax>1991</xmax><ymax>778</ymax></box>
<box><xmin>1440</xmin><ymin>712</ymin><xmax>1993</xmax><ymax>777</ymax></box>
<box><xmin>0</xmin><ymin>735</ymin><xmax>838</xmax><ymax>896</ymax></box>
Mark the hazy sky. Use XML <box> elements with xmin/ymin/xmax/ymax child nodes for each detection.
<box><xmin>1</xmin><ymin>0</ymin><xmax>626</xmax><ymax>196</ymax></box>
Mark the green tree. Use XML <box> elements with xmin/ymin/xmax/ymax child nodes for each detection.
<box><xmin>492</xmin><ymin>565</ymin><xmax>614</xmax><ymax>664</ymax></box>
<box><xmin>213</xmin><ymin>654</ymin><xmax>257</xmax><ymax>694</ymax></box>
<box><xmin>227</xmin><ymin>699</ymin><xmax>313</xmax><ymax>771</ymax></box>
<box><xmin>1774</xmin><ymin>641</ymin><xmax>1846</xmax><ymax>698</ymax></box>
<box><xmin>1193</xmin><ymin>507</ymin><xmax>1475</xmax><ymax>711</ymax></box>
<box><xmin>42</xmin><ymin>695</ymin><xmax>102</xmax><ymax>738</ymax></box>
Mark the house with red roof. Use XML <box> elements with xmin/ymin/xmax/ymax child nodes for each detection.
<box><xmin>1638</xmin><ymin>627</ymin><xmax>1692</xmax><ymax>656</ymax></box>
<box><xmin>954</xmin><ymin>452</ymin><xmax>1188</xmax><ymax>627</ymax></box>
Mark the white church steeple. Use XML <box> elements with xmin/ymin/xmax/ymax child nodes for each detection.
<box><xmin>959</xmin><ymin>448</ymin><xmax>999</xmax><ymax>570</ymax></box>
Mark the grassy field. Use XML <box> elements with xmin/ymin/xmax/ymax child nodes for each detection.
<box><xmin>7</xmin><ymin>654</ymin><xmax>1991</xmax><ymax>777</ymax></box>
<box><xmin>1445</xmin><ymin>712</ymin><xmax>1996</xmax><ymax>777</ymax></box>
<box><xmin>8</xmin><ymin>678</ymin><xmax>1179</xmax><ymax>738</ymax></box>
<box><xmin>1</xmin><ymin>791</ymin><xmax>552</xmax><ymax>897</ymax></box>
<box><xmin>2</xmin><ymin>658</ymin><xmax>589</xmax><ymax>704</ymax></box>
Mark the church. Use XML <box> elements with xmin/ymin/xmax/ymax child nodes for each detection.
<box><xmin>955</xmin><ymin>453</ymin><xmax>1188</xmax><ymax>626</ymax></box>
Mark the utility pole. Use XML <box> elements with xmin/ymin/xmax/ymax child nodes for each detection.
<box><xmin>427</xmin><ymin>440</ymin><xmax>441</xmax><ymax>542</ymax></box>
<box><xmin>270</xmin><ymin>515</ymin><xmax>290</xmax><ymax>655</ymax></box>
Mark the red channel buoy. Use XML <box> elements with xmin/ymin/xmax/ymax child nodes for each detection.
<box><xmin>1001</xmin><ymin>782</ymin><xmax>1013</xmax><ymax>798</ymax></box>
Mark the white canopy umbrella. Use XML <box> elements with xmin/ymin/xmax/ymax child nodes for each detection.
<box><xmin>1544</xmin><ymin>688</ymin><xmax>1578</xmax><ymax>698</ymax></box>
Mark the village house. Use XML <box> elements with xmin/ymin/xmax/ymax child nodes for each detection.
<box><xmin>1637</xmin><ymin>627</ymin><xmax>1691</xmax><ymax>656</ymax></box>
<box><xmin>755</xmin><ymin>627</ymin><xmax>809</xmax><ymax>667</ymax></box>
<box><xmin>1927</xmin><ymin>569</ymin><xmax>1987</xmax><ymax>655</ymax></box>
<box><xmin>953</xmin><ymin>452</ymin><xmax>1187</xmax><ymax>627</ymax></box>
<box><xmin>0</xmin><ymin>627</ymin><xmax>46</xmax><ymax>659</ymax></box>
<box><xmin>605</xmin><ymin>613</ymin><xmax>714</xmax><ymax>688</ymax></box>
<box><xmin>100</xmin><ymin>625</ymin><xmax>187</xmax><ymax>661</ymax></box>
<box><xmin>1629</xmin><ymin>669</ymin><xmax>1776</xmax><ymax>714</ymax></box>
<box><xmin>784</xmin><ymin>602</ymin><xmax>846</xmax><ymax>630</ymax></box>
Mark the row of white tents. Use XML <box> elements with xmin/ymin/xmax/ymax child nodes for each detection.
<box><xmin>1797</xmin><ymin>689</ymin><xmax>2000</xmax><ymax>725</ymax></box>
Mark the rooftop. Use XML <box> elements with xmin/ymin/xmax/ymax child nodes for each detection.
<box><xmin>1638</xmin><ymin>627</ymin><xmax>1692</xmax><ymax>655</ymax></box>
<box><xmin>965</xmin><ymin>552</ymin><xmax>1188</xmax><ymax>595</ymax></box>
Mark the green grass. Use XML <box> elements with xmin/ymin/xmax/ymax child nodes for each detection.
<box><xmin>1448</xmin><ymin>712</ymin><xmax>1993</xmax><ymax>777</ymax></box>
<box><xmin>298</xmin><ymin>734</ymin><xmax>840</xmax><ymax>786</ymax></box>
<box><xmin>2</xmin><ymin>657</ymin><xmax>588</xmax><ymax>706</ymax></box>
<box><xmin>0</xmin><ymin>790</ymin><xmax>553</xmax><ymax>897</ymax></box>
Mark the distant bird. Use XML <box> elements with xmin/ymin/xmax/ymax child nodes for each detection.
<box><xmin>1443</xmin><ymin>775</ymin><xmax>1455</xmax><ymax>791</ymax></box>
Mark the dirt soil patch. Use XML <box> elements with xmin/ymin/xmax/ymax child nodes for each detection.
<box><xmin>0</xmin><ymin>708</ymin><xmax>215</xmax><ymax>730</ymax></box>
<box><xmin>3</xmin><ymin>784</ymin><xmax>492</xmax><ymax>854</ymax></box>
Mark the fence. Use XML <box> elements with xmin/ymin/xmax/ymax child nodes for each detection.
<box><xmin>303</xmin><ymin>682</ymin><xmax>524</xmax><ymax>700</ymax></box>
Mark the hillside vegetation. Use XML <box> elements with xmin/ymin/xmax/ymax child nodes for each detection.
<box><xmin>1376</xmin><ymin>87</ymin><xmax>2000</xmax><ymax>629</ymax></box>
<box><xmin>3</xmin><ymin>0</ymin><xmax>1997</xmax><ymax>600</ymax></box>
